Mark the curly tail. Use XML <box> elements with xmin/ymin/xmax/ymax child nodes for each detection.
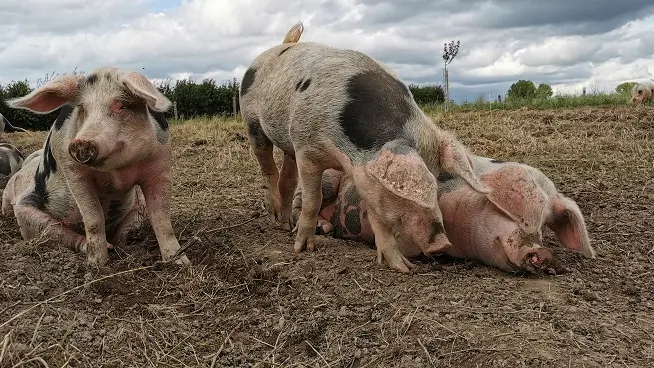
<box><xmin>282</xmin><ymin>22</ymin><xmax>304</xmax><ymax>44</ymax></box>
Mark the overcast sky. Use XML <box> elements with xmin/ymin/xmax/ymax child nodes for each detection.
<box><xmin>1</xmin><ymin>0</ymin><xmax>653</xmax><ymax>103</ymax></box>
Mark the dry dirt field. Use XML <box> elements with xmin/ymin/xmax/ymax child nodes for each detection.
<box><xmin>0</xmin><ymin>107</ymin><xmax>653</xmax><ymax>368</ymax></box>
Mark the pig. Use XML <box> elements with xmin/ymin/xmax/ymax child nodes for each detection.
<box><xmin>239</xmin><ymin>23</ymin><xmax>490</xmax><ymax>273</ymax></box>
<box><xmin>1</xmin><ymin>67</ymin><xmax>190</xmax><ymax>267</ymax></box>
<box><xmin>0</xmin><ymin>112</ymin><xmax>29</xmax><ymax>133</ymax></box>
<box><xmin>292</xmin><ymin>155</ymin><xmax>596</xmax><ymax>274</ymax></box>
<box><xmin>0</xmin><ymin>143</ymin><xmax>24</xmax><ymax>177</ymax></box>
<box><xmin>629</xmin><ymin>83</ymin><xmax>653</xmax><ymax>105</ymax></box>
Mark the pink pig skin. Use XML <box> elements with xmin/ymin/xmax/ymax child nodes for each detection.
<box><xmin>296</xmin><ymin>156</ymin><xmax>595</xmax><ymax>274</ymax></box>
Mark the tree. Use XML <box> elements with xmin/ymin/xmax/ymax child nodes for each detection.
<box><xmin>615</xmin><ymin>81</ymin><xmax>638</xmax><ymax>95</ymax></box>
<box><xmin>507</xmin><ymin>79</ymin><xmax>537</xmax><ymax>100</ymax></box>
<box><xmin>536</xmin><ymin>83</ymin><xmax>553</xmax><ymax>98</ymax></box>
<box><xmin>441</xmin><ymin>40</ymin><xmax>460</xmax><ymax>111</ymax></box>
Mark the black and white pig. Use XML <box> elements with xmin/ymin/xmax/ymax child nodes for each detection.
<box><xmin>239</xmin><ymin>23</ymin><xmax>490</xmax><ymax>273</ymax></box>
<box><xmin>0</xmin><ymin>143</ymin><xmax>24</xmax><ymax>177</ymax></box>
<box><xmin>0</xmin><ymin>112</ymin><xmax>29</xmax><ymax>133</ymax></box>
<box><xmin>2</xmin><ymin>67</ymin><xmax>190</xmax><ymax>267</ymax></box>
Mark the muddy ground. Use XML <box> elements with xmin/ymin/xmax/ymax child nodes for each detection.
<box><xmin>0</xmin><ymin>107</ymin><xmax>653</xmax><ymax>367</ymax></box>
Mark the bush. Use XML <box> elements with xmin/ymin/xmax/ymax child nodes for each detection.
<box><xmin>408</xmin><ymin>84</ymin><xmax>445</xmax><ymax>105</ymax></box>
<box><xmin>507</xmin><ymin>80</ymin><xmax>537</xmax><ymax>101</ymax></box>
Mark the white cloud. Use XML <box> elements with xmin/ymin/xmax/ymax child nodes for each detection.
<box><xmin>0</xmin><ymin>0</ymin><xmax>653</xmax><ymax>102</ymax></box>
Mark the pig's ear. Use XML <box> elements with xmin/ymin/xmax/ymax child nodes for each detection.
<box><xmin>545</xmin><ymin>195</ymin><xmax>596</xmax><ymax>258</ymax></box>
<box><xmin>6</xmin><ymin>75</ymin><xmax>80</xmax><ymax>114</ymax></box>
<box><xmin>438</xmin><ymin>137</ymin><xmax>491</xmax><ymax>194</ymax></box>
<box><xmin>122</xmin><ymin>72</ymin><xmax>172</xmax><ymax>112</ymax></box>
<box><xmin>364</xmin><ymin>147</ymin><xmax>439</xmax><ymax>209</ymax></box>
<box><xmin>482</xmin><ymin>166</ymin><xmax>548</xmax><ymax>235</ymax></box>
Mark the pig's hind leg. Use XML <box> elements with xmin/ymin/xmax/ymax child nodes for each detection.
<box><xmin>245</xmin><ymin>117</ymin><xmax>285</xmax><ymax>227</ymax></box>
<box><xmin>277</xmin><ymin>153</ymin><xmax>298</xmax><ymax>231</ymax></box>
<box><xmin>292</xmin><ymin>153</ymin><xmax>325</xmax><ymax>252</ymax></box>
<box><xmin>13</xmin><ymin>201</ymin><xmax>87</xmax><ymax>253</ymax></box>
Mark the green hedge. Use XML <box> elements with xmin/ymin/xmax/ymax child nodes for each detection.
<box><xmin>0</xmin><ymin>77</ymin><xmax>445</xmax><ymax>131</ymax></box>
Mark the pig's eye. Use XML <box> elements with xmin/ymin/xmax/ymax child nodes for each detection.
<box><xmin>120</xmin><ymin>105</ymin><xmax>130</xmax><ymax>110</ymax></box>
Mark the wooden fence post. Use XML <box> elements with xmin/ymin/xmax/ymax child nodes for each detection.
<box><xmin>232</xmin><ymin>95</ymin><xmax>238</xmax><ymax>117</ymax></box>
<box><xmin>173</xmin><ymin>101</ymin><xmax>178</xmax><ymax>120</ymax></box>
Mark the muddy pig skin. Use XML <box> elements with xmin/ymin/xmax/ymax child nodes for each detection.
<box><xmin>293</xmin><ymin>156</ymin><xmax>596</xmax><ymax>274</ymax></box>
<box><xmin>1</xmin><ymin>67</ymin><xmax>190</xmax><ymax>267</ymax></box>
<box><xmin>240</xmin><ymin>23</ymin><xmax>490</xmax><ymax>273</ymax></box>
<box><xmin>0</xmin><ymin>143</ymin><xmax>24</xmax><ymax>177</ymax></box>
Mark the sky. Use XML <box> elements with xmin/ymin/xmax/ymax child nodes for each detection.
<box><xmin>1</xmin><ymin>0</ymin><xmax>653</xmax><ymax>103</ymax></box>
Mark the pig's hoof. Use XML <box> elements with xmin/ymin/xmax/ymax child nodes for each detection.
<box><xmin>293</xmin><ymin>229</ymin><xmax>315</xmax><ymax>252</ymax></box>
<box><xmin>86</xmin><ymin>253</ymin><xmax>109</xmax><ymax>267</ymax></box>
<box><xmin>174</xmin><ymin>254</ymin><xmax>192</xmax><ymax>266</ymax></box>
<box><xmin>376</xmin><ymin>249</ymin><xmax>415</xmax><ymax>274</ymax></box>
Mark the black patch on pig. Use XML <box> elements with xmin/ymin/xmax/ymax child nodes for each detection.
<box><xmin>245</xmin><ymin>117</ymin><xmax>271</xmax><ymax>149</ymax></box>
<box><xmin>339</xmin><ymin>70</ymin><xmax>413</xmax><ymax>151</ymax></box>
<box><xmin>321</xmin><ymin>178</ymin><xmax>338</xmax><ymax>202</ymax></box>
<box><xmin>296</xmin><ymin>78</ymin><xmax>311</xmax><ymax>92</ymax></box>
<box><xmin>344</xmin><ymin>208</ymin><xmax>362</xmax><ymax>235</ymax></box>
<box><xmin>278</xmin><ymin>46</ymin><xmax>292</xmax><ymax>56</ymax></box>
<box><xmin>107</xmin><ymin>200</ymin><xmax>124</xmax><ymax>226</ymax></box>
<box><xmin>437</xmin><ymin>172</ymin><xmax>456</xmax><ymax>183</ymax></box>
<box><xmin>490</xmin><ymin>159</ymin><xmax>505</xmax><ymax>164</ymax></box>
<box><xmin>54</xmin><ymin>104</ymin><xmax>74</xmax><ymax>131</ymax></box>
<box><xmin>428</xmin><ymin>221</ymin><xmax>445</xmax><ymax>243</ymax></box>
<box><xmin>0</xmin><ymin>157</ymin><xmax>10</xmax><ymax>175</ymax></box>
<box><xmin>86</xmin><ymin>73</ymin><xmax>99</xmax><ymax>85</ymax></box>
<box><xmin>344</xmin><ymin>185</ymin><xmax>361</xmax><ymax>206</ymax></box>
<box><xmin>148</xmin><ymin>108</ymin><xmax>169</xmax><ymax>131</ymax></box>
<box><xmin>240</xmin><ymin>67</ymin><xmax>256</xmax><ymax>96</ymax></box>
<box><xmin>23</xmin><ymin>131</ymin><xmax>57</xmax><ymax>210</ymax></box>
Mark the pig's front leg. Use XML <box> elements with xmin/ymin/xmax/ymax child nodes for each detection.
<box><xmin>64</xmin><ymin>171</ymin><xmax>110</xmax><ymax>266</ymax></box>
<box><xmin>367</xmin><ymin>210</ymin><xmax>415</xmax><ymax>273</ymax></box>
<box><xmin>141</xmin><ymin>173</ymin><xmax>191</xmax><ymax>265</ymax></box>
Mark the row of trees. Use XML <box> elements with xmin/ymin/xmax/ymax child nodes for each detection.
<box><xmin>505</xmin><ymin>79</ymin><xmax>644</xmax><ymax>102</ymax></box>
<box><xmin>0</xmin><ymin>78</ymin><xmax>446</xmax><ymax>131</ymax></box>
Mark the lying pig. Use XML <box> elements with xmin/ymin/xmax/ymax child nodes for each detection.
<box><xmin>292</xmin><ymin>156</ymin><xmax>596</xmax><ymax>274</ymax></box>
<box><xmin>0</xmin><ymin>112</ymin><xmax>29</xmax><ymax>133</ymax></box>
<box><xmin>630</xmin><ymin>83</ymin><xmax>653</xmax><ymax>105</ymax></box>
<box><xmin>0</xmin><ymin>143</ymin><xmax>24</xmax><ymax>177</ymax></box>
<box><xmin>2</xmin><ymin>68</ymin><xmax>190</xmax><ymax>266</ymax></box>
<box><xmin>239</xmin><ymin>23</ymin><xmax>489</xmax><ymax>273</ymax></box>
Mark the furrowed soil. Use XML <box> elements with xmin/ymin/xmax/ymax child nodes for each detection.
<box><xmin>1</xmin><ymin>107</ymin><xmax>653</xmax><ymax>367</ymax></box>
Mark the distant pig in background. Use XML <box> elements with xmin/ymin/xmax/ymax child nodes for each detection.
<box><xmin>0</xmin><ymin>112</ymin><xmax>29</xmax><ymax>134</ymax></box>
<box><xmin>240</xmin><ymin>23</ymin><xmax>489</xmax><ymax>273</ymax></box>
<box><xmin>293</xmin><ymin>155</ymin><xmax>596</xmax><ymax>274</ymax></box>
<box><xmin>630</xmin><ymin>83</ymin><xmax>653</xmax><ymax>105</ymax></box>
<box><xmin>0</xmin><ymin>143</ymin><xmax>24</xmax><ymax>177</ymax></box>
<box><xmin>2</xmin><ymin>68</ymin><xmax>190</xmax><ymax>267</ymax></box>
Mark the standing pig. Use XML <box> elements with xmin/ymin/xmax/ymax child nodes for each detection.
<box><xmin>0</xmin><ymin>143</ymin><xmax>24</xmax><ymax>177</ymax></box>
<box><xmin>2</xmin><ymin>68</ymin><xmax>190</xmax><ymax>266</ymax></box>
<box><xmin>629</xmin><ymin>83</ymin><xmax>653</xmax><ymax>105</ymax></box>
<box><xmin>293</xmin><ymin>156</ymin><xmax>595</xmax><ymax>274</ymax></box>
<box><xmin>240</xmin><ymin>23</ymin><xmax>489</xmax><ymax>273</ymax></box>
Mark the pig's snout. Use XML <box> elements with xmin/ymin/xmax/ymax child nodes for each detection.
<box><xmin>69</xmin><ymin>140</ymin><xmax>99</xmax><ymax>165</ymax></box>
<box><xmin>424</xmin><ymin>232</ymin><xmax>452</xmax><ymax>255</ymax></box>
